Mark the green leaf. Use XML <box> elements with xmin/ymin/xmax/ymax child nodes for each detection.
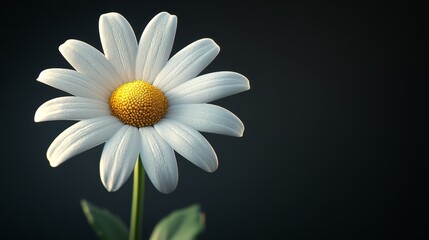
<box><xmin>81</xmin><ymin>199</ymin><xmax>129</xmax><ymax>240</ymax></box>
<box><xmin>149</xmin><ymin>204</ymin><xmax>205</xmax><ymax>240</ymax></box>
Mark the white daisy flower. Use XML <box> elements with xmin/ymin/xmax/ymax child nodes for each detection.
<box><xmin>35</xmin><ymin>12</ymin><xmax>250</xmax><ymax>194</ymax></box>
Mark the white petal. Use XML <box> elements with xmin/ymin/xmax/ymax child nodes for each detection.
<box><xmin>166</xmin><ymin>71</ymin><xmax>250</xmax><ymax>105</ymax></box>
<box><xmin>100</xmin><ymin>125</ymin><xmax>140</xmax><ymax>192</ymax></box>
<box><xmin>35</xmin><ymin>97</ymin><xmax>110</xmax><ymax>122</ymax></box>
<box><xmin>166</xmin><ymin>104</ymin><xmax>244</xmax><ymax>137</ymax></box>
<box><xmin>59</xmin><ymin>39</ymin><xmax>122</xmax><ymax>91</ymax></box>
<box><xmin>99</xmin><ymin>12</ymin><xmax>138</xmax><ymax>83</ymax></box>
<box><xmin>154</xmin><ymin>119</ymin><xmax>218</xmax><ymax>172</ymax></box>
<box><xmin>135</xmin><ymin>12</ymin><xmax>177</xmax><ymax>84</ymax></box>
<box><xmin>37</xmin><ymin>68</ymin><xmax>110</xmax><ymax>101</ymax></box>
<box><xmin>139</xmin><ymin>127</ymin><xmax>178</xmax><ymax>194</ymax></box>
<box><xmin>153</xmin><ymin>38</ymin><xmax>220</xmax><ymax>92</ymax></box>
<box><xmin>47</xmin><ymin>116</ymin><xmax>123</xmax><ymax>167</ymax></box>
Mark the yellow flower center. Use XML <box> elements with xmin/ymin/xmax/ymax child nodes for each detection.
<box><xmin>109</xmin><ymin>80</ymin><xmax>168</xmax><ymax>128</ymax></box>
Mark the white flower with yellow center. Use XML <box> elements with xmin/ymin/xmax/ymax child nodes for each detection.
<box><xmin>35</xmin><ymin>12</ymin><xmax>250</xmax><ymax>193</ymax></box>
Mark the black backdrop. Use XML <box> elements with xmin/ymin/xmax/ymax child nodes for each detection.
<box><xmin>1</xmin><ymin>1</ymin><xmax>424</xmax><ymax>239</ymax></box>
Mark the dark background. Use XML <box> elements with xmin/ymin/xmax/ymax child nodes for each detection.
<box><xmin>1</xmin><ymin>1</ymin><xmax>424</xmax><ymax>239</ymax></box>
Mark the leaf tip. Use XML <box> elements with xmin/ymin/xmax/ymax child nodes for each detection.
<box><xmin>80</xmin><ymin>199</ymin><xmax>95</xmax><ymax>224</ymax></box>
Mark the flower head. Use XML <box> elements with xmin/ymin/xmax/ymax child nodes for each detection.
<box><xmin>35</xmin><ymin>12</ymin><xmax>250</xmax><ymax>193</ymax></box>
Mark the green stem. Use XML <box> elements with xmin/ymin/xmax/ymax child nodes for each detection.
<box><xmin>129</xmin><ymin>156</ymin><xmax>145</xmax><ymax>240</ymax></box>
